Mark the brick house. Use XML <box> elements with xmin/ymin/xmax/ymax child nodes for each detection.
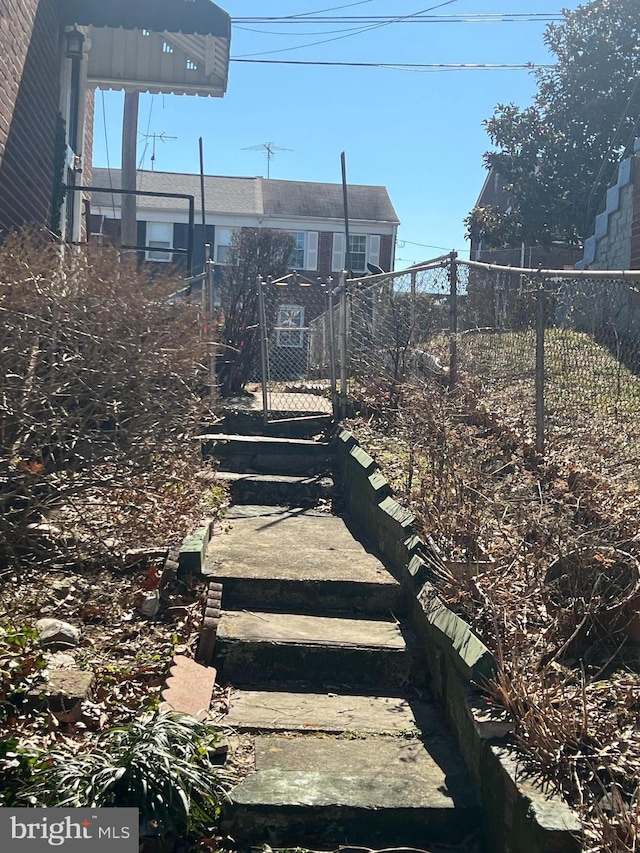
<box><xmin>469</xmin><ymin>166</ymin><xmax>582</xmax><ymax>268</ymax></box>
<box><xmin>90</xmin><ymin>167</ymin><xmax>399</xmax><ymax>380</ymax></box>
<box><xmin>89</xmin><ymin>168</ymin><xmax>399</xmax><ymax>280</ymax></box>
<box><xmin>0</xmin><ymin>0</ymin><xmax>230</xmax><ymax>240</ymax></box>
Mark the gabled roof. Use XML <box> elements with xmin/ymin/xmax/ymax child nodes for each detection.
<box><xmin>91</xmin><ymin>170</ymin><xmax>263</xmax><ymax>214</ymax></box>
<box><xmin>263</xmin><ymin>179</ymin><xmax>399</xmax><ymax>223</ymax></box>
<box><xmin>90</xmin><ymin>169</ymin><xmax>400</xmax><ymax>224</ymax></box>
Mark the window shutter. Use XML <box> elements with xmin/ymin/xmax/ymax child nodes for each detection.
<box><xmin>307</xmin><ymin>231</ymin><xmax>318</xmax><ymax>271</ymax></box>
<box><xmin>136</xmin><ymin>221</ymin><xmax>146</xmax><ymax>263</ymax></box>
<box><xmin>332</xmin><ymin>232</ymin><xmax>345</xmax><ymax>272</ymax></box>
<box><xmin>368</xmin><ymin>234</ymin><xmax>381</xmax><ymax>269</ymax></box>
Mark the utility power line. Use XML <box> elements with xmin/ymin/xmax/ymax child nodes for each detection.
<box><xmin>231</xmin><ymin>59</ymin><xmax>551</xmax><ymax>72</ymax></box>
<box><xmin>233</xmin><ymin>13</ymin><xmax>562</xmax><ymax>25</ymax></box>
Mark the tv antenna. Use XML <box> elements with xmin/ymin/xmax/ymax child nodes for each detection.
<box><xmin>139</xmin><ymin>131</ymin><xmax>177</xmax><ymax>170</ymax></box>
<box><xmin>243</xmin><ymin>142</ymin><xmax>292</xmax><ymax>178</ymax></box>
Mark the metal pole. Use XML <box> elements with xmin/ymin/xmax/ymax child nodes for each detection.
<box><xmin>206</xmin><ymin>246</ymin><xmax>216</xmax><ymax>397</ymax></box>
<box><xmin>257</xmin><ymin>275</ymin><xmax>270</xmax><ymax>424</ymax></box>
<box><xmin>448</xmin><ymin>251</ymin><xmax>458</xmax><ymax>389</ymax></box>
<box><xmin>535</xmin><ymin>281</ymin><xmax>545</xmax><ymax>455</ymax></box>
<box><xmin>327</xmin><ymin>284</ymin><xmax>338</xmax><ymax>418</ymax></box>
<box><xmin>341</xmin><ymin>152</ymin><xmax>351</xmax><ymax>275</ymax></box>
<box><xmin>339</xmin><ymin>270</ymin><xmax>348</xmax><ymax>418</ymax></box>
<box><xmin>121</xmin><ymin>90</ymin><xmax>139</xmax><ymax>259</ymax></box>
<box><xmin>187</xmin><ymin>197</ymin><xmax>195</xmax><ymax>279</ymax></box>
<box><xmin>199</xmin><ymin>137</ymin><xmax>207</xmax><ymax>276</ymax></box>
<box><xmin>410</xmin><ymin>269</ymin><xmax>417</xmax><ymax>345</ymax></box>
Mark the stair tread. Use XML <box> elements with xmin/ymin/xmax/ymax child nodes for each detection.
<box><xmin>204</xmin><ymin>510</ymin><xmax>399</xmax><ymax>587</ymax></box>
<box><xmin>230</xmin><ymin>736</ymin><xmax>477</xmax><ymax>811</ymax></box>
<box><xmin>217</xmin><ymin>471</ymin><xmax>333</xmax><ymax>484</ymax></box>
<box><xmin>200</xmin><ymin>433</ymin><xmax>333</xmax><ymax>449</ymax></box>
<box><xmin>225</xmin><ymin>688</ymin><xmax>441</xmax><ymax>734</ymax></box>
<box><xmin>218</xmin><ymin>610</ymin><xmax>410</xmax><ymax>650</ymax></box>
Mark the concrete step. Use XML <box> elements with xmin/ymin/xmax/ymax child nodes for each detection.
<box><xmin>204</xmin><ymin>413</ymin><xmax>333</xmax><ymax>439</ymax></box>
<box><xmin>203</xmin><ymin>506</ymin><xmax>405</xmax><ymax>617</ymax></box>
<box><xmin>201</xmin><ymin>433</ymin><xmax>335</xmax><ymax>476</ymax></box>
<box><xmin>223</xmin><ymin>735</ymin><xmax>480</xmax><ymax>849</ymax></box>
<box><xmin>216</xmin><ymin>472</ymin><xmax>334</xmax><ymax>506</ymax></box>
<box><xmin>214</xmin><ymin>610</ymin><xmax>425</xmax><ymax>691</ymax></box>
<box><xmin>224</xmin><ymin>688</ymin><xmax>442</xmax><ymax>735</ymax></box>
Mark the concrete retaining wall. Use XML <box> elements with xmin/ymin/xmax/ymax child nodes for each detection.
<box><xmin>336</xmin><ymin>428</ymin><xmax>582</xmax><ymax>853</ymax></box>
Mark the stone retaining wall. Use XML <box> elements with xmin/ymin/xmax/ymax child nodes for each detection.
<box><xmin>336</xmin><ymin>428</ymin><xmax>582</xmax><ymax>853</ymax></box>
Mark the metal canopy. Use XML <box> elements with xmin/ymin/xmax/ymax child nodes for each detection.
<box><xmin>60</xmin><ymin>0</ymin><xmax>231</xmax><ymax>37</ymax></box>
<box><xmin>61</xmin><ymin>0</ymin><xmax>231</xmax><ymax>97</ymax></box>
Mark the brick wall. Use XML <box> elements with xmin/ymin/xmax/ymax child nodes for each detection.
<box><xmin>0</xmin><ymin>0</ymin><xmax>62</xmax><ymax>234</ymax></box>
<box><xmin>312</xmin><ymin>230</ymin><xmax>395</xmax><ymax>280</ymax></box>
<box><xmin>632</xmin><ymin>158</ymin><xmax>640</xmax><ymax>270</ymax></box>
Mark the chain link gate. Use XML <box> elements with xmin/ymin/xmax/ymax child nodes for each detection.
<box><xmin>257</xmin><ymin>273</ymin><xmax>338</xmax><ymax>423</ymax></box>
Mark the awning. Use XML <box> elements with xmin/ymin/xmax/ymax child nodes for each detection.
<box><xmin>60</xmin><ymin>0</ymin><xmax>231</xmax><ymax>37</ymax></box>
<box><xmin>61</xmin><ymin>0</ymin><xmax>231</xmax><ymax>97</ymax></box>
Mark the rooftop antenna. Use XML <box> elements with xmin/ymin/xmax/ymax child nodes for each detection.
<box><xmin>243</xmin><ymin>142</ymin><xmax>292</xmax><ymax>178</ymax></box>
<box><xmin>139</xmin><ymin>131</ymin><xmax>177</xmax><ymax>170</ymax></box>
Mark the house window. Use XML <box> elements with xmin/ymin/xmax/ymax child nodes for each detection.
<box><xmin>276</xmin><ymin>305</ymin><xmax>305</xmax><ymax>348</ymax></box>
<box><xmin>332</xmin><ymin>233</ymin><xmax>381</xmax><ymax>273</ymax></box>
<box><xmin>146</xmin><ymin>222</ymin><xmax>173</xmax><ymax>262</ymax></box>
<box><xmin>349</xmin><ymin>235</ymin><xmax>367</xmax><ymax>272</ymax></box>
<box><xmin>290</xmin><ymin>232</ymin><xmax>305</xmax><ymax>269</ymax></box>
<box><xmin>215</xmin><ymin>227</ymin><xmax>234</xmax><ymax>264</ymax></box>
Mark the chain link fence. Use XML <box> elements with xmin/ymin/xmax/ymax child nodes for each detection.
<box><xmin>344</xmin><ymin>259</ymin><xmax>451</xmax><ymax>400</ymax></box>
<box><xmin>257</xmin><ymin>274</ymin><xmax>336</xmax><ymax>420</ymax></box>
<box><xmin>456</xmin><ymin>261</ymin><xmax>640</xmax><ymax>459</ymax></box>
<box><xmin>325</xmin><ymin>255</ymin><xmax>640</xmax><ymax>470</ymax></box>
<box><xmin>255</xmin><ymin>257</ymin><xmax>640</xmax><ymax>464</ymax></box>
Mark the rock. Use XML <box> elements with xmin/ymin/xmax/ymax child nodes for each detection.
<box><xmin>44</xmin><ymin>651</ymin><xmax>76</xmax><ymax>669</ymax></box>
<box><xmin>29</xmin><ymin>669</ymin><xmax>94</xmax><ymax>722</ymax></box>
<box><xmin>35</xmin><ymin>618</ymin><xmax>81</xmax><ymax>649</ymax></box>
<box><xmin>50</xmin><ymin>578</ymin><xmax>74</xmax><ymax>600</ymax></box>
<box><xmin>139</xmin><ymin>590</ymin><xmax>160</xmax><ymax>619</ymax></box>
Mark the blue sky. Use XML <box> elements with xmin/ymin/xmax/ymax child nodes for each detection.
<box><xmin>92</xmin><ymin>1</ymin><xmax>583</xmax><ymax>264</ymax></box>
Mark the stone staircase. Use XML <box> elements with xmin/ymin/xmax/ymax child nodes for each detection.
<box><xmin>200</xmin><ymin>430</ymin><xmax>483</xmax><ymax>851</ymax></box>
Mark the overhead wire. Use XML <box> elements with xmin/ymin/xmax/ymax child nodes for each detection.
<box><xmin>137</xmin><ymin>94</ymin><xmax>155</xmax><ymax>178</ymax></box>
<box><xmin>271</xmin><ymin>0</ymin><xmax>378</xmax><ymax>18</ymax></box>
<box><xmin>99</xmin><ymin>90</ymin><xmax>117</xmax><ymax>220</ymax></box>
<box><xmin>232</xmin><ymin>0</ymin><xmax>463</xmax><ymax>59</ymax></box>
<box><xmin>231</xmin><ymin>59</ymin><xmax>550</xmax><ymax>71</ymax></box>
<box><xmin>234</xmin><ymin>13</ymin><xmax>562</xmax><ymax>38</ymax></box>
<box><xmin>234</xmin><ymin>13</ymin><xmax>563</xmax><ymax>25</ymax></box>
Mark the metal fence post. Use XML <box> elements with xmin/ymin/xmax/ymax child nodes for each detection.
<box><xmin>257</xmin><ymin>274</ymin><xmax>270</xmax><ymax>424</ymax></box>
<box><xmin>448</xmin><ymin>251</ymin><xmax>458</xmax><ymax>389</ymax></box>
<box><xmin>205</xmin><ymin>247</ymin><xmax>217</xmax><ymax>397</ymax></box>
<box><xmin>410</xmin><ymin>269</ymin><xmax>417</xmax><ymax>345</ymax></box>
<box><xmin>327</xmin><ymin>284</ymin><xmax>339</xmax><ymax>419</ymax></box>
<box><xmin>535</xmin><ymin>280</ymin><xmax>545</xmax><ymax>455</ymax></box>
<box><xmin>339</xmin><ymin>270</ymin><xmax>348</xmax><ymax>419</ymax></box>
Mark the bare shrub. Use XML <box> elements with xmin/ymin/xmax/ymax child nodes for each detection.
<box><xmin>349</xmin><ymin>374</ymin><xmax>640</xmax><ymax>851</ymax></box>
<box><xmin>0</xmin><ymin>232</ymin><xmax>215</xmax><ymax>568</ymax></box>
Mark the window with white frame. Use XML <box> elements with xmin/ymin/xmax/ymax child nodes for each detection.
<box><xmin>287</xmin><ymin>231</ymin><xmax>318</xmax><ymax>271</ymax></box>
<box><xmin>215</xmin><ymin>227</ymin><xmax>234</xmax><ymax>264</ymax></box>
<box><xmin>331</xmin><ymin>232</ymin><xmax>381</xmax><ymax>273</ymax></box>
<box><xmin>290</xmin><ymin>232</ymin><xmax>305</xmax><ymax>269</ymax></box>
<box><xmin>349</xmin><ymin>234</ymin><xmax>367</xmax><ymax>272</ymax></box>
<box><xmin>276</xmin><ymin>305</ymin><xmax>305</xmax><ymax>348</ymax></box>
<box><xmin>146</xmin><ymin>222</ymin><xmax>173</xmax><ymax>262</ymax></box>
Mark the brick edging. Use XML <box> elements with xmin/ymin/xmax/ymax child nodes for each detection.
<box><xmin>196</xmin><ymin>582</ymin><xmax>223</xmax><ymax>665</ymax></box>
